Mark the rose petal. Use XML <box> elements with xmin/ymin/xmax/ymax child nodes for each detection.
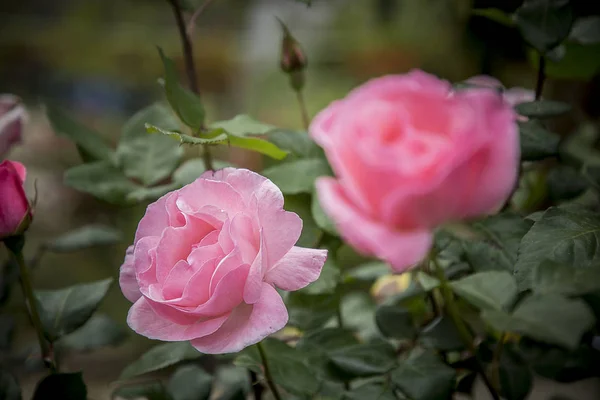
<box><xmin>316</xmin><ymin>178</ymin><xmax>432</xmax><ymax>272</ymax></box>
<box><xmin>162</xmin><ymin>260</ymin><xmax>195</xmax><ymax>300</ymax></box>
<box><xmin>127</xmin><ymin>297</ymin><xmax>228</xmax><ymax>341</ymax></box>
<box><xmin>229</xmin><ymin>212</ymin><xmax>259</xmax><ymax>264</ymax></box>
<box><xmin>265</xmin><ymin>246</ymin><xmax>327</xmax><ymax>291</ymax></box>
<box><xmin>177</xmin><ymin>178</ymin><xmax>245</xmax><ymax>216</ymax></box>
<box><xmin>191</xmin><ymin>263</ymin><xmax>249</xmax><ymax>318</ymax></box>
<box><xmin>243</xmin><ymin>230</ymin><xmax>266</xmax><ymax>304</ymax></box>
<box><xmin>0</xmin><ymin>161</ymin><xmax>29</xmax><ymax>237</ymax></box>
<box><xmin>119</xmin><ymin>245</ymin><xmax>141</xmax><ymax>302</ymax></box>
<box><xmin>134</xmin><ymin>236</ymin><xmax>160</xmax><ymax>295</ymax></box>
<box><xmin>134</xmin><ymin>192</ymin><xmax>174</xmax><ymax>243</ymax></box>
<box><xmin>209</xmin><ymin>249</ymin><xmax>244</xmax><ymax>294</ymax></box>
<box><xmin>190</xmin><ymin>283</ymin><xmax>288</xmax><ymax>354</ymax></box>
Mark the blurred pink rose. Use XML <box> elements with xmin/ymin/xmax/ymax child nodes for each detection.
<box><xmin>120</xmin><ymin>168</ymin><xmax>327</xmax><ymax>354</ymax></box>
<box><xmin>0</xmin><ymin>95</ymin><xmax>27</xmax><ymax>158</ymax></box>
<box><xmin>466</xmin><ymin>75</ymin><xmax>535</xmax><ymax>120</ymax></box>
<box><xmin>311</xmin><ymin>70</ymin><xmax>519</xmax><ymax>272</ymax></box>
<box><xmin>0</xmin><ymin>160</ymin><xmax>31</xmax><ymax>238</ymax></box>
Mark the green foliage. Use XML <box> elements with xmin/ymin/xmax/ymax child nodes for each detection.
<box><xmin>46</xmin><ymin>103</ymin><xmax>114</xmax><ymax>162</ymax></box>
<box><xmin>167</xmin><ymin>365</ymin><xmax>212</xmax><ymax>400</ymax></box>
<box><xmin>235</xmin><ymin>339</ymin><xmax>320</xmax><ymax>396</ymax></box>
<box><xmin>482</xmin><ymin>293</ymin><xmax>595</xmax><ymax>350</ymax></box>
<box><xmin>158</xmin><ymin>48</ymin><xmax>205</xmax><ymax>130</ymax></box>
<box><xmin>267</xmin><ymin>130</ymin><xmax>322</xmax><ymax>158</ymax></box>
<box><xmin>514</xmin><ymin>207</ymin><xmax>600</xmax><ymax>290</ymax></box>
<box><xmin>375</xmin><ymin>305</ymin><xmax>417</xmax><ymax>340</ymax></box>
<box><xmin>569</xmin><ymin>17</ymin><xmax>600</xmax><ymax>45</ymax></box>
<box><xmin>532</xmin><ymin>260</ymin><xmax>600</xmax><ymax>296</ymax></box>
<box><xmin>303</xmin><ymin>257</ymin><xmax>340</xmax><ymax>295</ymax></box>
<box><xmin>515</xmin><ymin>100</ymin><xmax>571</xmax><ymax>119</ymax></box>
<box><xmin>45</xmin><ymin>225</ymin><xmax>121</xmax><ymax>252</ymax></box>
<box><xmin>419</xmin><ymin>316</ymin><xmax>465</xmax><ymax>351</ymax></box>
<box><xmin>35</xmin><ymin>278</ymin><xmax>113</xmax><ymax>341</ymax></box>
<box><xmin>32</xmin><ymin>373</ymin><xmax>87</xmax><ymax>400</ymax></box>
<box><xmin>329</xmin><ymin>340</ymin><xmax>396</xmax><ymax>377</ymax></box>
<box><xmin>519</xmin><ymin>120</ymin><xmax>561</xmax><ymax>161</ymax></box>
<box><xmin>450</xmin><ymin>271</ymin><xmax>518</xmax><ymax>311</ymax></box>
<box><xmin>514</xmin><ymin>0</ymin><xmax>574</xmax><ymax>53</ymax></box>
<box><xmin>0</xmin><ymin>369</ymin><xmax>21</xmax><ymax>400</ymax></box>
<box><xmin>58</xmin><ymin>314</ymin><xmax>127</xmax><ymax>352</ymax></box>
<box><xmin>471</xmin><ymin>8</ymin><xmax>514</xmax><ymax>27</ymax></box>
<box><xmin>263</xmin><ymin>158</ymin><xmax>331</xmax><ymax>194</ymax></box>
<box><xmin>120</xmin><ymin>342</ymin><xmax>200</xmax><ymax>379</ymax></box>
<box><xmin>390</xmin><ymin>350</ymin><xmax>456</xmax><ymax>400</ymax></box>
<box><xmin>345</xmin><ymin>383</ymin><xmax>397</xmax><ymax>400</ymax></box>
<box><xmin>498</xmin><ymin>346</ymin><xmax>534</xmax><ymax>400</ymax></box>
<box><xmin>113</xmin><ymin>382</ymin><xmax>171</xmax><ymax>400</ymax></box>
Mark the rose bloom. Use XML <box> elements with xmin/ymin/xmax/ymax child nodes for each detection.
<box><xmin>311</xmin><ymin>70</ymin><xmax>519</xmax><ymax>272</ymax></box>
<box><xmin>120</xmin><ymin>168</ymin><xmax>327</xmax><ymax>354</ymax></box>
<box><xmin>0</xmin><ymin>95</ymin><xmax>27</xmax><ymax>158</ymax></box>
<box><xmin>0</xmin><ymin>160</ymin><xmax>31</xmax><ymax>238</ymax></box>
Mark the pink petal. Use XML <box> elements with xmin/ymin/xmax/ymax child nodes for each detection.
<box><xmin>0</xmin><ymin>96</ymin><xmax>26</xmax><ymax>158</ymax></box>
<box><xmin>180</xmin><ymin>258</ymin><xmax>219</xmax><ymax>306</ymax></box>
<box><xmin>134</xmin><ymin>192</ymin><xmax>175</xmax><ymax>243</ymax></box>
<box><xmin>127</xmin><ymin>297</ymin><xmax>228</xmax><ymax>341</ymax></box>
<box><xmin>134</xmin><ymin>236</ymin><xmax>160</xmax><ymax>294</ymax></box>
<box><xmin>119</xmin><ymin>245</ymin><xmax>141</xmax><ymax>302</ymax></box>
<box><xmin>191</xmin><ymin>263</ymin><xmax>249</xmax><ymax>317</ymax></box>
<box><xmin>191</xmin><ymin>283</ymin><xmax>288</xmax><ymax>354</ymax></box>
<box><xmin>209</xmin><ymin>249</ymin><xmax>243</xmax><ymax>293</ymax></box>
<box><xmin>207</xmin><ymin>168</ymin><xmax>270</xmax><ymax>205</ymax></box>
<box><xmin>176</xmin><ymin>178</ymin><xmax>245</xmax><ymax>216</ymax></box>
<box><xmin>229</xmin><ymin>213</ymin><xmax>259</xmax><ymax>264</ymax></box>
<box><xmin>265</xmin><ymin>246</ymin><xmax>327</xmax><ymax>291</ymax></box>
<box><xmin>316</xmin><ymin>178</ymin><xmax>433</xmax><ymax>272</ymax></box>
<box><xmin>243</xmin><ymin>230</ymin><xmax>266</xmax><ymax>304</ymax></box>
<box><xmin>0</xmin><ymin>160</ymin><xmax>29</xmax><ymax>237</ymax></box>
<box><xmin>162</xmin><ymin>260</ymin><xmax>195</xmax><ymax>300</ymax></box>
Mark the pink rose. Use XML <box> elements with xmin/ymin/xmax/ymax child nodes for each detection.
<box><xmin>119</xmin><ymin>168</ymin><xmax>327</xmax><ymax>354</ymax></box>
<box><xmin>0</xmin><ymin>95</ymin><xmax>27</xmax><ymax>158</ymax></box>
<box><xmin>0</xmin><ymin>160</ymin><xmax>31</xmax><ymax>238</ymax></box>
<box><xmin>311</xmin><ymin>70</ymin><xmax>519</xmax><ymax>272</ymax></box>
<box><xmin>466</xmin><ymin>75</ymin><xmax>535</xmax><ymax>120</ymax></box>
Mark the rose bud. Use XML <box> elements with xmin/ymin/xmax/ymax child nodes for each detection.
<box><xmin>0</xmin><ymin>160</ymin><xmax>32</xmax><ymax>239</ymax></box>
<box><xmin>0</xmin><ymin>95</ymin><xmax>27</xmax><ymax>158</ymax></box>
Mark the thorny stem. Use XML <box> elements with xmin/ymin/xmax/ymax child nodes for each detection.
<box><xmin>249</xmin><ymin>370</ymin><xmax>264</xmax><ymax>400</ymax></box>
<box><xmin>256</xmin><ymin>342</ymin><xmax>283</xmax><ymax>400</ymax></box>
<box><xmin>167</xmin><ymin>0</ymin><xmax>214</xmax><ymax>170</ymax></box>
<box><xmin>431</xmin><ymin>257</ymin><xmax>501</xmax><ymax>400</ymax></box>
<box><xmin>186</xmin><ymin>0</ymin><xmax>217</xmax><ymax>38</ymax></box>
<box><xmin>9</xmin><ymin>246</ymin><xmax>56</xmax><ymax>373</ymax></box>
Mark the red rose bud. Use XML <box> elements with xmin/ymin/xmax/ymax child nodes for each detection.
<box><xmin>0</xmin><ymin>160</ymin><xmax>32</xmax><ymax>239</ymax></box>
<box><xmin>0</xmin><ymin>95</ymin><xmax>27</xmax><ymax>158</ymax></box>
<box><xmin>278</xmin><ymin>19</ymin><xmax>307</xmax><ymax>74</ymax></box>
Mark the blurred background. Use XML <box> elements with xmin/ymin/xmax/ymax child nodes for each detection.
<box><xmin>1</xmin><ymin>0</ymin><xmax>599</xmax><ymax>398</ymax></box>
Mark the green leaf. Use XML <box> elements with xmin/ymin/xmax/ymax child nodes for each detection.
<box><xmin>416</xmin><ymin>271</ymin><xmax>440</xmax><ymax>291</ymax></box>
<box><xmin>167</xmin><ymin>365</ymin><xmax>212</xmax><ymax>400</ymax></box>
<box><xmin>302</xmin><ymin>257</ymin><xmax>340</xmax><ymax>295</ymax></box>
<box><xmin>499</xmin><ymin>347</ymin><xmax>533</xmax><ymax>400</ymax></box>
<box><xmin>515</xmin><ymin>100</ymin><xmax>571</xmax><ymax>119</ymax></box>
<box><xmin>514</xmin><ymin>0</ymin><xmax>575</xmax><ymax>53</ymax></box>
<box><xmin>343</xmin><ymin>262</ymin><xmax>390</xmax><ymax>283</ymax></box>
<box><xmin>286</xmin><ymin>292</ymin><xmax>338</xmax><ymax>331</ymax></box>
<box><xmin>120</xmin><ymin>342</ymin><xmax>200</xmax><ymax>379</ymax></box>
<box><xmin>482</xmin><ymin>293</ymin><xmax>595</xmax><ymax>350</ymax></box>
<box><xmin>117</xmin><ymin>134</ymin><xmax>183</xmax><ymax>186</ymax></box>
<box><xmin>35</xmin><ymin>278</ymin><xmax>113</xmax><ymax>341</ymax></box>
<box><xmin>32</xmin><ymin>373</ymin><xmax>87</xmax><ymax>400</ymax></box>
<box><xmin>209</xmin><ymin>114</ymin><xmax>275</xmax><ymax>136</ymax></box>
<box><xmin>341</xmin><ymin>292</ymin><xmax>379</xmax><ymax>340</ymax></box>
<box><xmin>419</xmin><ymin>316</ymin><xmax>465</xmax><ymax>351</ymax></box>
<box><xmin>546</xmin><ymin>165</ymin><xmax>589</xmax><ymax>201</ymax></box>
<box><xmin>329</xmin><ymin>340</ymin><xmax>396</xmax><ymax>377</ymax></box>
<box><xmin>311</xmin><ymin>191</ymin><xmax>338</xmax><ymax>236</ymax></box>
<box><xmin>532</xmin><ymin>260</ymin><xmax>600</xmax><ymax>296</ymax></box>
<box><xmin>64</xmin><ymin>161</ymin><xmax>141</xmax><ymax>205</ymax></box>
<box><xmin>391</xmin><ymin>350</ymin><xmax>455</xmax><ymax>400</ymax></box>
<box><xmin>126</xmin><ymin>183</ymin><xmax>180</xmax><ymax>203</ymax></box>
<box><xmin>234</xmin><ymin>339</ymin><xmax>319</xmax><ymax>396</ymax></box>
<box><xmin>450</xmin><ymin>271</ymin><xmax>518</xmax><ymax>311</ymax></box>
<box><xmin>158</xmin><ymin>48</ymin><xmax>205</xmax><ymax>130</ymax></box>
<box><xmin>514</xmin><ymin>207</ymin><xmax>600</xmax><ymax>290</ymax></box>
<box><xmin>266</xmin><ymin>130</ymin><xmax>322</xmax><ymax>158</ymax></box>
<box><xmin>113</xmin><ymin>382</ymin><xmax>171</xmax><ymax>400</ymax></box>
<box><xmin>283</xmin><ymin>194</ymin><xmax>320</xmax><ymax>248</ymax></box>
<box><xmin>213</xmin><ymin>366</ymin><xmax>249</xmax><ymax>400</ymax></box>
<box><xmin>46</xmin><ymin>103</ymin><xmax>114</xmax><ymax>162</ymax></box>
<box><xmin>45</xmin><ymin>224</ymin><xmax>121</xmax><ymax>252</ymax></box>
<box><xmin>528</xmin><ymin>43</ymin><xmax>600</xmax><ymax>80</ymax></box>
<box><xmin>295</xmin><ymin>328</ymin><xmax>360</xmax><ymax>367</ymax></box>
<box><xmin>0</xmin><ymin>315</ymin><xmax>14</xmax><ymax>350</ymax></box>
<box><xmin>345</xmin><ymin>383</ymin><xmax>397</xmax><ymax>400</ymax></box>
<box><xmin>58</xmin><ymin>314</ymin><xmax>127</xmax><ymax>352</ymax></box>
<box><xmin>146</xmin><ymin>124</ymin><xmax>288</xmax><ymax>160</ymax></box>
<box><xmin>519</xmin><ymin>120</ymin><xmax>561</xmax><ymax>161</ymax></box>
<box><xmin>262</xmin><ymin>158</ymin><xmax>330</xmax><ymax>194</ymax></box>
<box><xmin>569</xmin><ymin>17</ymin><xmax>600</xmax><ymax>45</ymax></box>
<box><xmin>173</xmin><ymin>159</ymin><xmax>231</xmax><ymax>186</ymax></box>
<box><xmin>472</xmin><ymin>8</ymin><xmax>515</xmax><ymax>26</ymax></box>
<box><xmin>0</xmin><ymin>369</ymin><xmax>21</xmax><ymax>400</ymax></box>
<box><xmin>375</xmin><ymin>305</ymin><xmax>417</xmax><ymax>340</ymax></box>
<box><xmin>121</xmin><ymin>103</ymin><xmax>180</xmax><ymax>142</ymax></box>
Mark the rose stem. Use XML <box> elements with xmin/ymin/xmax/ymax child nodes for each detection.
<box><xmin>296</xmin><ymin>90</ymin><xmax>310</xmax><ymax>130</ymax></box>
<box><xmin>535</xmin><ymin>53</ymin><xmax>546</xmax><ymax>101</ymax></box>
<box><xmin>5</xmin><ymin>238</ymin><xmax>56</xmax><ymax>373</ymax></box>
<box><xmin>256</xmin><ymin>342</ymin><xmax>283</xmax><ymax>400</ymax></box>
<box><xmin>431</xmin><ymin>256</ymin><xmax>501</xmax><ymax>400</ymax></box>
<box><xmin>166</xmin><ymin>0</ymin><xmax>214</xmax><ymax>171</ymax></box>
